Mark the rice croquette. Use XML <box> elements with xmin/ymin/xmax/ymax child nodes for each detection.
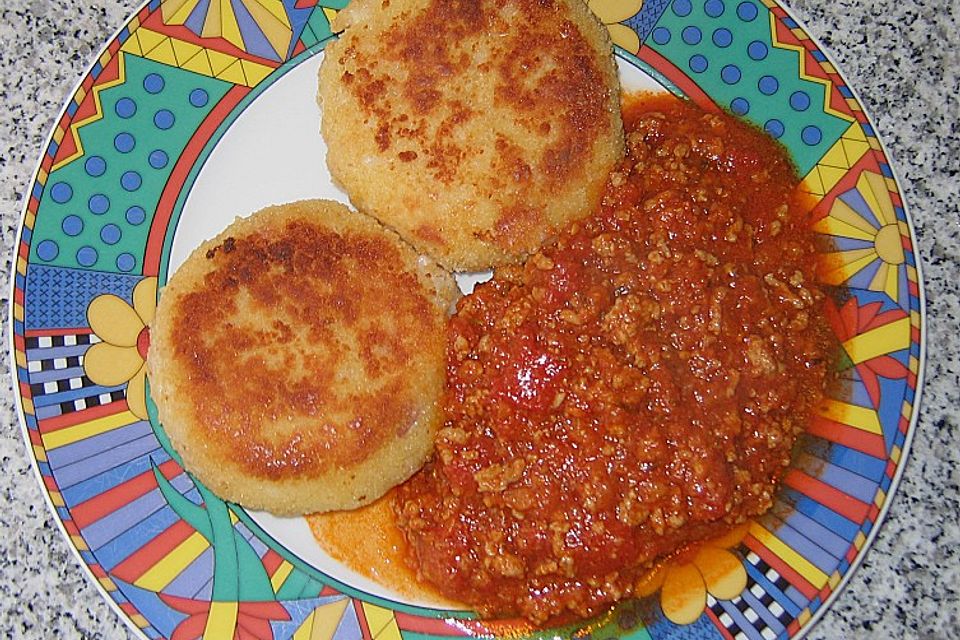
<box><xmin>147</xmin><ymin>199</ymin><xmax>458</xmax><ymax>515</ymax></box>
<box><xmin>318</xmin><ymin>0</ymin><xmax>624</xmax><ymax>271</ymax></box>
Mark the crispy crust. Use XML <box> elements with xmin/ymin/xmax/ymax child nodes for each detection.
<box><xmin>147</xmin><ymin>199</ymin><xmax>458</xmax><ymax>515</ymax></box>
<box><xmin>318</xmin><ymin>0</ymin><xmax>624</xmax><ymax>271</ymax></box>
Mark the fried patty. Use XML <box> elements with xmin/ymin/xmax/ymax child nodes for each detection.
<box><xmin>318</xmin><ymin>0</ymin><xmax>624</xmax><ymax>271</ymax></box>
<box><xmin>147</xmin><ymin>200</ymin><xmax>458</xmax><ymax>515</ymax></box>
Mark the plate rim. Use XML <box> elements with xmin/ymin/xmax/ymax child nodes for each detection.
<box><xmin>6</xmin><ymin>0</ymin><xmax>927</xmax><ymax>638</ymax></box>
<box><xmin>9</xmin><ymin>5</ymin><xmax>161</xmax><ymax>637</ymax></box>
<box><xmin>759</xmin><ymin>1</ymin><xmax>927</xmax><ymax>637</ymax></box>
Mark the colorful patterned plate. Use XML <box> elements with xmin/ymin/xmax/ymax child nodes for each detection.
<box><xmin>10</xmin><ymin>0</ymin><xmax>924</xmax><ymax>638</ymax></box>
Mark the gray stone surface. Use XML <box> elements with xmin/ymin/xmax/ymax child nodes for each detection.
<box><xmin>0</xmin><ymin>0</ymin><xmax>956</xmax><ymax>638</ymax></box>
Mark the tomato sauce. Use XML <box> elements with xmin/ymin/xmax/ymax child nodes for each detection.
<box><xmin>394</xmin><ymin>95</ymin><xmax>834</xmax><ymax>623</ymax></box>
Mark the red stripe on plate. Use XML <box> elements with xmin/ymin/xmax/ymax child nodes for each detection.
<box><xmin>24</xmin><ymin>327</ymin><xmax>93</xmax><ymax>338</ymax></box>
<box><xmin>635</xmin><ymin>46</ymin><xmax>719</xmax><ymax>113</ymax></box>
<box><xmin>142</xmin><ymin>84</ymin><xmax>250</xmax><ymax>275</ymax></box>
<box><xmin>111</xmin><ymin>518</ymin><xmax>196</xmax><ymax>583</ymax></box>
<box><xmin>39</xmin><ymin>401</ymin><xmax>129</xmax><ymax>433</ymax></box>
<box><xmin>806</xmin><ymin>417</ymin><xmax>886</xmax><ymax>459</ymax></box>
<box><xmin>71</xmin><ymin>459</ymin><xmax>182</xmax><ymax>529</ymax></box>
<box><xmin>394</xmin><ymin>612</ymin><xmax>470</xmax><ymax>636</ymax></box>
<box><xmin>63</xmin><ymin>519</ymin><xmax>81</xmax><ymax>537</ymax></box>
<box><xmin>783</xmin><ymin>470</ymin><xmax>870</xmax><ymax>523</ymax></box>
<box><xmin>262</xmin><ymin>549</ymin><xmax>282</xmax><ymax>575</ymax></box>
<box><xmin>353</xmin><ymin>599</ymin><xmax>373</xmax><ymax>639</ymax></box>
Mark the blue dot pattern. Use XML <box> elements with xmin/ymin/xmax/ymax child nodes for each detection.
<box><xmin>88</xmin><ymin>194</ymin><xmax>110</xmax><ymax>215</ymax></box>
<box><xmin>62</xmin><ymin>215</ymin><xmax>84</xmax><ymax>237</ymax></box>
<box><xmin>100</xmin><ymin>224</ymin><xmax>122</xmax><ymax>245</ymax></box>
<box><xmin>121</xmin><ymin>171</ymin><xmax>143</xmax><ymax>192</ymax></box>
<box><xmin>189</xmin><ymin>88</ymin><xmax>209</xmax><ymax>107</ymax></box>
<box><xmin>117</xmin><ymin>253</ymin><xmax>137</xmax><ymax>272</ymax></box>
<box><xmin>154</xmin><ymin>109</ymin><xmax>175</xmax><ymax>130</ymax></box>
<box><xmin>50</xmin><ymin>182</ymin><xmax>73</xmax><ymax>204</ymax></box>
<box><xmin>737</xmin><ymin>1</ymin><xmax>758</xmax><ymax>21</ymax></box>
<box><xmin>765</xmin><ymin>119</ymin><xmax>785</xmax><ymax>138</ymax></box>
<box><xmin>802</xmin><ymin>125</ymin><xmax>823</xmax><ymax>145</ymax></box>
<box><xmin>689</xmin><ymin>54</ymin><xmax>709</xmax><ymax>73</ymax></box>
<box><xmin>37</xmin><ymin>240</ymin><xmax>59</xmax><ymax>261</ymax></box>
<box><xmin>713</xmin><ymin>28</ymin><xmax>733</xmax><ymax>47</ymax></box>
<box><xmin>748</xmin><ymin>40</ymin><xmax>768</xmax><ymax>60</ymax></box>
<box><xmin>125</xmin><ymin>206</ymin><xmax>146</xmax><ymax>226</ymax></box>
<box><xmin>76</xmin><ymin>246</ymin><xmax>98</xmax><ymax>267</ymax></box>
<box><xmin>704</xmin><ymin>0</ymin><xmax>725</xmax><ymax>18</ymax></box>
<box><xmin>758</xmin><ymin>75</ymin><xmax>779</xmax><ymax>95</ymax></box>
<box><xmin>84</xmin><ymin>156</ymin><xmax>106</xmax><ymax>177</ymax></box>
<box><xmin>31</xmin><ymin>55</ymin><xmax>233</xmax><ymax>270</ymax></box>
<box><xmin>115</xmin><ymin>97</ymin><xmax>136</xmax><ymax>118</ymax></box>
<box><xmin>721</xmin><ymin>64</ymin><xmax>742</xmax><ymax>84</ymax></box>
<box><xmin>644</xmin><ymin>0</ymin><xmax>854</xmax><ymax>173</ymax></box>
<box><xmin>790</xmin><ymin>90</ymin><xmax>811</xmax><ymax>111</ymax></box>
<box><xmin>149</xmin><ymin>150</ymin><xmax>169</xmax><ymax>169</ymax></box>
<box><xmin>143</xmin><ymin>73</ymin><xmax>165</xmax><ymax>94</ymax></box>
<box><xmin>682</xmin><ymin>25</ymin><xmax>702</xmax><ymax>45</ymax></box>
<box><xmin>114</xmin><ymin>132</ymin><xmax>135</xmax><ymax>153</ymax></box>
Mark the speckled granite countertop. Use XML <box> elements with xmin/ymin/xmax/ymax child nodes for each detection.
<box><xmin>1</xmin><ymin>0</ymin><xmax>957</xmax><ymax>638</ymax></box>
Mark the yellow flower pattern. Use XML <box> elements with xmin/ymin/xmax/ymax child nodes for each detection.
<box><xmin>635</xmin><ymin>523</ymin><xmax>750</xmax><ymax>624</ymax></box>
<box><xmin>815</xmin><ymin>170</ymin><xmax>908</xmax><ymax>305</ymax></box>
<box><xmin>83</xmin><ymin>277</ymin><xmax>157</xmax><ymax>420</ymax></box>
<box><xmin>589</xmin><ymin>0</ymin><xmax>645</xmax><ymax>54</ymax></box>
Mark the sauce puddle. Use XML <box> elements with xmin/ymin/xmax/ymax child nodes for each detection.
<box><xmin>305</xmin><ymin>489</ymin><xmax>459</xmax><ymax>608</ymax></box>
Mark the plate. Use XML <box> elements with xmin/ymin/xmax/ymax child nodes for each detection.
<box><xmin>10</xmin><ymin>0</ymin><xmax>924</xmax><ymax>638</ymax></box>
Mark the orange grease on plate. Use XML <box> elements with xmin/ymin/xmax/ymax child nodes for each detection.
<box><xmin>306</xmin><ymin>491</ymin><xmax>452</xmax><ymax>605</ymax></box>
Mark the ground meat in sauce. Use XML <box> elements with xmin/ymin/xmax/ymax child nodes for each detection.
<box><xmin>395</xmin><ymin>96</ymin><xmax>835</xmax><ymax>623</ymax></box>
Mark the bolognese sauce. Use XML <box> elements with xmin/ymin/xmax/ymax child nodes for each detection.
<box><xmin>395</xmin><ymin>95</ymin><xmax>834</xmax><ymax>622</ymax></box>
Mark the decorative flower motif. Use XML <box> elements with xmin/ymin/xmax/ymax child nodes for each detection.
<box><xmin>159</xmin><ymin>594</ymin><xmax>290</xmax><ymax>640</ymax></box>
<box><xmin>825</xmin><ymin>296</ymin><xmax>909</xmax><ymax>408</ymax></box>
<box><xmin>815</xmin><ymin>170</ymin><xmax>908</xmax><ymax>307</ymax></box>
<box><xmin>635</xmin><ymin>523</ymin><xmax>750</xmax><ymax>625</ymax></box>
<box><xmin>589</xmin><ymin>0</ymin><xmax>644</xmax><ymax>54</ymax></box>
<box><xmin>83</xmin><ymin>277</ymin><xmax>156</xmax><ymax>419</ymax></box>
